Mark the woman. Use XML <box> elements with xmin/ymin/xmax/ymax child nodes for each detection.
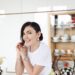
<box><xmin>15</xmin><ymin>21</ymin><xmax>52</xmax><ymax>75</ymax></box>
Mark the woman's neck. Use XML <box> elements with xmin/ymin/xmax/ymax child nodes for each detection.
<box><xmin>30</xmin><ymin>41</ymin><xmax>40</xmax><ymax>52</ymax></box>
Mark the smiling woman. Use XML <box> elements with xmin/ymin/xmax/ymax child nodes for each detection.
<box><xmin>15</xmin><ymin>21</ymin><xmax>52</xmax><ymax>75</ymax></box>
<box><xmin>0</xmin><ymin>10</ymin><xmax>51</xmax><ymax>75</ymax></box>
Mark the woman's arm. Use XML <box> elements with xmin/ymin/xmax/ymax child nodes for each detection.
<box><xmin>15</xmin><ymin>56</ymin><xmax>24</xmax><ymax>75</ymax></box>
<box><xmin>15</xmin><ymin>43</ymin><xmax>24</xmax><ymax>75</ymax></box>
<box><xmin>20</xmin><ymin>48</ymin><xmax>44</xmax><ymax>75</ymax></box>
<box><xmin>22</xmin><ymin>57</ymin><xmax>44</xmax><ymax>75</ymax></box>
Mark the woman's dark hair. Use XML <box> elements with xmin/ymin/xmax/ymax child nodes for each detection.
<box><xmin>20</xmin><ymin>21</ymin><xmax>43</xmax><ymax>45</ymax></box>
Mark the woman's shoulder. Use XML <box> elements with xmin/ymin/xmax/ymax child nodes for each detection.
<box><xmin>40</xmin><ymin>42</ymin><xmax>50</xmax><ymax>49</ymax></box>
<box><xmin>40</xmin><ymin>42</ymin><xmax>50</xmax><ymax>52</ymax></box>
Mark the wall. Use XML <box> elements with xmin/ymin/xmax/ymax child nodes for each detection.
<box><xmin>0</xmin><ymin>14</ymin><xmax>34</xmax><ymax>75</ymax></box>
<box><xmin>0</xmin><ymin>11</ymin><xmax>49</xmax><ymax>75</ymax></box>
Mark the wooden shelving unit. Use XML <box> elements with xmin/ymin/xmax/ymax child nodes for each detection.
<box><xmin>48</xmin><ymin>10</ymin><xmax>75</xmax><ymax>71</ymax></box>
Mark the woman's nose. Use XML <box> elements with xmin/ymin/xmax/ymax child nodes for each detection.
<box><xmin>23</xmin><ymin>34</ymin><xmax>28</xmax><ymax>39</ymax></box>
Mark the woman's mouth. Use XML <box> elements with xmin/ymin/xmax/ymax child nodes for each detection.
<box><xmin>25</xmin><ymin>39</ymin><xmax>31</xmax><ymax>43</ymax></box>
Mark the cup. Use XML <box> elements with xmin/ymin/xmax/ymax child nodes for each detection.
<box><xmin>67</xmin><ymin>49</ymin><xmax>72</xmax><ymax>54</ymax></box>
<box><xmin>61</xmin><ymin>34</ymin><xmax>69</xmax><ymax>42</ymax></box>
<box><xmin>53</xmin><ymin>36</ymin><xmax>60</xmax><ymax>42</ymax></box>
<box><xmin>71</xmin><ymin>35</ymin><xmax>75</xmax><ymax>42</ymax></box>
<box><xmin>61</xmin><ymin>49</ymin><xmax>65</xmax><ymax>55</ymax></box>
<box><xmin>54</xmin><ymin>49</ymin><xmax>60</xmax><ymax>56</ymax></box>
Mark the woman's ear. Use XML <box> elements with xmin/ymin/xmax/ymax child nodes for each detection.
<box><xmin>37</xmin><ymin>32</ymin><xmax>41</xmax><ymax>40</ymax></box>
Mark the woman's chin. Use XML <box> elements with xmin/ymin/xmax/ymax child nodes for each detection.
<box><xmin>25</xmin><ymin>43</ymin><xmax>30</xmax><ymax>47</ymax></box>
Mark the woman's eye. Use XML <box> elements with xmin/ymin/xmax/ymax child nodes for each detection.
<box><xmin>28</xmin><ymin>32</ymin><xmax>32</xmax><ymax>34</ymax></box>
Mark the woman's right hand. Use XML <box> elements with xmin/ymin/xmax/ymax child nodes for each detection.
<box><xmin>16</xmin><ymin>42</ymin><xmax>23</xmax><ymax>51</ymax></box>
<box><xmin>16</xmin><ymin>42</ymin><xmax>23</xmax><ymax>60</ymax></box>
<box><xmin>16</xmin><ymin>42</ymin><xmax>28</xmax><ymax>60</ymax></box>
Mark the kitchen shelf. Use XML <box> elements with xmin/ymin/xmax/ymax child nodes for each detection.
<box><xmin>49</xmin><ymin>10</ymin><xmax>75</xmax><ymax>71</ymax></box>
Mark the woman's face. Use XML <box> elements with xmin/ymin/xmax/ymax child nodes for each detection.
<box><xmin>23</xmin><ymin>26</ymin><xmax>41</xmax><ymax>47</ymax></box>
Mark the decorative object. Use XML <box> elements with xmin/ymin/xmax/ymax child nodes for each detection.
<box><xmin>0</xmin><ymin>56</ymin><xmax>5</xmax><ymax>75</ymax></box>
<box><xmin>0</xmin><ymin>67</ymin><xmax>2</xmax><ymax>75</ymax></box>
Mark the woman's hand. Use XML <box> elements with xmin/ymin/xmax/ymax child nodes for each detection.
<box><xmin>16</xmin><ymin>42</ymin><xmax>28</xmax><ymax>60</ymax></box>
<box><xmin>20</xmin><ymin>46</ymin><xmax>28</xmax><ymax>60</ymax></box>
<box><xmin>16</xmin><ymin>42</ymin><xmax>23</xmax><ymax>61</ymax></box>
<box><xmin>16</xmin><ymin>42</ymin><xmax>23</xmax><ymax>51</ymax></box>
